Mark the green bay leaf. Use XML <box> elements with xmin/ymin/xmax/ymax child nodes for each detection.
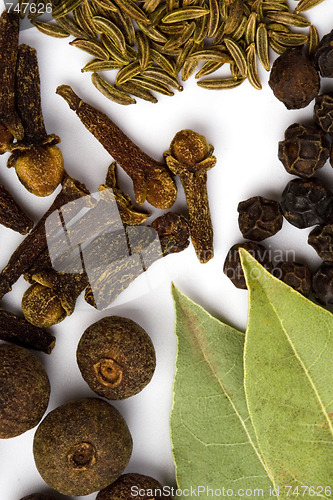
<box><xmin>170</xmin><ymin>284</ymin><xmax>273</xmax><ymax>498</ymax></box>
<box><xmin>240</xmin><ymin>249</ymin><xmax>333</xmax><ymax>497</ymax></box>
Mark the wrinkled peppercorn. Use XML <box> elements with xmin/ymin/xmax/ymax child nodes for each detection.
<box><xmin>280</xmin><ymin>178</ymin><xmax>333</xmax><ymax>228</ymax></box>
<box><xmin>272</xmin><ymin>261</ymin><xmax>312</xmax><ymax>296</ymax></box>
<box><xmin>237</xmin><ymin>196</ymin><xmax>283</xmax><ymax>241</ymax></box>
<box><xmin>269</xmin><ymin>48</ymin><xmax>320</xmax><ymax>109</ymax></box>
<box><xmin>313</xmin><ymin>29</ymin><xmax>333</xmax><ymax>78</ymax></box>
<box><xmin>223</xmin><ymin>241</ymin><xmax>272</xmax><ymax>289</ymax></box>
<box><xmin>314</xmin><ymin>93</ymin><xmax>333</xmax><ymax>136</ymax></box>
<box><xmin>77</xmin><ymin>316</ymin><xmax>156</xmax><ymax>400</ymax></box>
<box><xmin>96</xmin><ymin>473</ymin><xmax>173</xmax><ymax>499</ymax></box>
<box><xmin>312</xmin><ymin>263</ymin><xmax>333</xmax><ymax>305</ymax></box>
<box><xmin>278</xmin><ymin>123</ymin><xmax>330</xmax><ymax>178</ymax></box>
<box><xmin>308</xmin><ymin>224</ymin><xmax>333</xmax><ymax>261</ymax></box>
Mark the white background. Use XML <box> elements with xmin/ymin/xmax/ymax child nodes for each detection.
<box><xmin>1</xmin><ymin>1</ymin><xmax>333</xmax><ymax>498</ymax></box>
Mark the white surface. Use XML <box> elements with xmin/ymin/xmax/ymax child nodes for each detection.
<box><xmin>1</xmin><ymin>2</ymin><xmax>333</xmax><ymax>498</ymax></box>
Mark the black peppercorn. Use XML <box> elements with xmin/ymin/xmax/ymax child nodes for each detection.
<box><xmin>223</xmin><ymin>241</ymin><xmax>272</xmax><ymax>289</ymax></box>
<box><xmin>272</xmin><ymin>261</ymin><xmax>312</xmax><ymax>296</ymax></box>
<box><xmin>280</xmin><ymin>178</ymin><xmax>333</xmax><ymax>229</ymax></box>
<box><xmin>96</xmin><ymin>473</ymin><xmax>173</xmax><ymax>499</ymax></box>
<box><xmin>269</xmin><ymin>48</ymin><xmax>320</xmax><ymax>109</ymax></box>
<box><xmin>313</xmin><ymin>29</ymin><xmax>333</xmax><ymax>78</ymax></box>
<box><xmin>278</xmin><ymin>123</ymin><xmax>330</xmax><ymax>178</ymax></box>
<box><xmin>237</xmin><ymin>196</ymin><xmax>283</xmax><ymax>241</ymax></box>
<box><xmin>314</xmin><ymin>93</ymin><xmax>333</xmax><ymax>136</ymax></box>
<box><xmin>312</xmin><ymin>263</ymin><xmax>333</xmax><ymax>306</ymax></box>
<box><xmin>308</xmin><ymin>224</ymin><xmax>333</xmax><ymax>261</ymax></box>
<box><xmin>77</xmin><ymin>316</ymin><xmax>156</xmax><ymax>400</ymax></box>
<box><xmin>0</xmin><ymin>344</ymin><xmax>50</xmax><ymax>438</ymax></box>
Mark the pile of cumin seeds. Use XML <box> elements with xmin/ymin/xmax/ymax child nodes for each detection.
<box><xmin>27</xmin><ymin>0</ymin><xmax>326</xmax><ymax>104</ymax></box>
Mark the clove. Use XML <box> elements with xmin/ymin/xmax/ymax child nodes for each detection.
<box><xmin>0</xmin><ymin>308</ymin><xmax>55</xmax><ymax>354</ymax></box>
<box><xmin>56</xmin><ymin>84</ymin><xmax>177</xmax><ymax>209</ymax></box>
<box><xmin>0</xmin><ymin>10</ymin><xmax>24</xmax><ymax>152</ymax></box>
<box><xmin>7</xmin><ymin>44</ymin><xmax>64</xmax><ymax>196</ymax></box>
<box><xmin>164</xmin><ymin>129</ymin><xmax>216</xmax><ymax>263</ymax></box>
<box><xmin>0</xmin><ymin>183</ymin><xmax>33</xmax><ymax>234</ymax></box>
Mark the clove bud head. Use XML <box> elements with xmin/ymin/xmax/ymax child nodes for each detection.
<box><xmin>169</xmin><ymin>129</ymin><xmax>212</xmax><ymax>167</ymax></box>
<box><xmin>8</xmin><ymin>142</ymin><xmax>64</xmax><ymax>197</ymax></box>
<box><xmin>21</xmin><ymin>283</ymin><xmax>67</xmax><ymax>328</ymax></box>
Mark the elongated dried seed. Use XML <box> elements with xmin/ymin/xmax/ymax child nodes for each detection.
<box><xmin>270</xmin><ymin>31</ymin><xmax>308</xmax><ymax>46</ymax></box>
<box><xmin>115</xmin><ymin>61</ymin><xmax>143</xmax><ymax>85</ymax></box>
<box><xmin>246</xmin><ymin>43</ymin><xmax>262</xmax><ymax>90</ymax></box>
<box><xmin>114</xmin><ymin>9</ymin><xmax>136</xmax><ymax>46</ymax></box>
<box><xmin>91</xmin><ymin>73</ymin><xmax>136</xmax><ymax>104</ymax></box>
<box><xmin>207</xmin><ymin>0</ymin><xmax>220</xmax><ymax>38</ymax></box>
<box><xmin>70</xmin><ymin>38</ymin><xmax>111</xmax><ymax>59</ymax></box>
<box><xmin>307</xmin><ymin>24</ymin><xmax>319</xmax><ymax>56</ymax></box>
<box><xmin>93</xmin><ymin>17</ymin><xmax>127</xmax><ymax>54</ymax></box>
<box><xmin>130</xmin><ymin>76</ymin><xmax>174</xmax><ymax>95</ymax></box>
<box><xmin>195</xmin><ymin>60</ymin><xmax>224</xmax><ymax>78</ymax></box>
<box><xmin>295</xmin><ymin>0</ymin><xmax>325</xmax><ymax>13</ymax></box>
<box><xmin>32</xmin><ymin>20</ymin><xmax>70</xmax><ymax>38</ymax></box>
<box><xmin>137</xmin><ymin>20</ymin><xmax>168</xmax><ymax>43</ymax></box>
<box><xmin>163</xmin><ymin>21</ymin><xmax>195</xmax><ymax>50</ymax></box>
<box><xmin>52</xmin><ymin>0</ymin><xmax>82</xmax><ymax>18</ymax></box>
<box><xmin>56</xmin><ymin>15</ymin><xmax>88</xmax><ymax>38</ymax></box>
<box><xmin>175</xmin><ymin>38</ymin><xmax>194</xmax><ymax>73</ymax></box>
<box><xmin>143</xmin><ymin>0</ymin><xmax>162</xmax><ymax>13</ymax></box>
<box><xmin>231</xmin><ymin>15</ymin><xmax>248</xmax><ymax>41</ymax></box>
<box><xmin>93</xmin><ymin>0</ymin><xmax>118</xmax><ymax>11</ymax></box>
<box><xmin>224</xmin><ymin>37</ymin><xmax>247</xmax><ymax>77</ymax></box>
<box><xmin>113</xmin><ymin>0</ymin><xmax>151</xmax><ymax>23</ymax></box>
<box><xmin>192</xmin><ymin>14</ymin><xmax>209</xmax><ymax>43</ymax></box>
<box><xmin>188</xmin><ymin>48</ymin><xmax>233</xmax><ymax>62</ymax></box>
<box><xmin>256</xmin><ymin>22</ymin><xmax>270</xmax><ymax>71</ymax></box>
<box><xmin>81</xmin><ymin>59</ymin><xmax>125</xmax><ymax>72</ymax></box>
<box><xmin>136</xmin><ymin>31</ymin><xmax>150</xmax><ymax>69</ymax></box>
<box><xmin>223</xmin><ymin>0</ymin><xmax>244</xmax><ymax>35</ymax></box>
<box><xmin>100</xmin><ymin>34</ymin><xmax>131</xmax><ymax>63</ymax></box>
<box><xmin>197</xmin><ymin>77</ymin><xmax>245</xmax><ymax>89</ymax></box>
<box><xmin>72</xmin><ymin>5</ymin><xmax>96</xmax><ymax>38</ymax></box>
<box><xmin>141</xmin><ymin>67</ymin><xmax>183</xmax><ymax>90</ymax></box>
<box><xmin>150</xmin><ymin>48</ymin><xmax>176</xmax><ymax>75</ymax></box>
<box><xmin>267</xmin><ymin>22</ymin><xmax>291</xmax><ymax>33</ymax></box>
<box><xmin>262</xmin><ymin>2</ymin><xmax>290</xmax><ymax>12</ymax></box>
<box><xmin>182</xmin><ymin>57</ymin><xmax>198</xmax><ymax>80</ymax></box>
<box><xmin>159</xmin><ymin>21</ymin><xmax>186</xmax><ymax>35</ymax></box>
<box><xmin>265</xmin><ymin>11</ymin><xmax>311</xmax><ymax>27</ymax></box>
<box><xmin>245</xmin><ymin>12</ymin><xmax>258</xmax><ymax>44</ymax></box>
<box><xmin>268</xmin><ymin>37</ymin><xmax>287</xmax><ymax>54</ymax></box>
<box><xmin>162</xmin><ymin>7</ymin><xmax>209</xmax><ymax>23</ymax></box>
<box><xmin>121</xmin><ymin>81</ymin><xmax>158</xmax><ymax>102</ymax></box>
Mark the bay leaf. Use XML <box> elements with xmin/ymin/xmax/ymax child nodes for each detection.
<box><xmin>240</xmin><ymin>249</ymin><xmax>333</xmax><ymax>496</ymax></box>
<box><xmin>170</xmin><ymin>284</ymin><xmax>273</xmax><ymax>497</ymax></box>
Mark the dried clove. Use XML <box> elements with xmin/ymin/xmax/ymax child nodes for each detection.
<box><xmin>164</xmin><ymin>129</ymin><xmax>216</xmax><ymax>263</ymax></box>
<box><xmin>0</xmin><ymin>173</ymin><xmax>91</xmax><ymax>301</ymax></box>
<box><xmin>7</xmin><ymin>44</ymin><xmax>64</xmax><ymax>196</ymax></box>
<box><xmin>0</xmin><ymin>11</ymin><xmax>24</xmax><ymax>153</ymax></box>
<box><xmin>0</xmin><ymin>183</ymin><xmax>33</xmax><ymax>234</ymax></box>
<box><xmin>0</xmin><ymin>308</ymin><xmax>55</xmax><ymax>354</ymax></box>
<box><xmin>56</xmin><ymin>85</ymin><xmax>177</xmax><ymax>209</ymax></box>
<box><xmin>21</xmin><ymin>270</ymin><xmax>89</xmax><ymax>328</ymax></box>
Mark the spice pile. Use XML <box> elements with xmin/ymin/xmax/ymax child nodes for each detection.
<box><xmin>20</xmin><ymin>0</ymin><xmax>328</xmax><ymax>103</ymax></box>
<box><xmin>224</xmin><ymin>75</ymin><xmax>333</xmax><ymax>305</ymax></box>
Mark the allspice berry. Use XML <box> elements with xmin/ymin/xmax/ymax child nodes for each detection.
<box><xmin>33</xmin><ymin>397</ymin><xmax>133</xmax><ymax>496</ymax></box>
<box><xmin>96</xmin><ymin>473</ymin><xmax>173</xmax><ymax>499</ymax></box>
<box><xmin>269</xmin><ymin>48</ymin><xmax>320</xmax><ymax>109</ymax></box>
<box><xmin>0</xmin><ymin>344</ymin><xmax>50</xmax><ymax>438</ymax></box>
<box><xmin>77</xmin><ymin>316</ymin><xmax>156</xmax><ymax>400</ymax></box>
